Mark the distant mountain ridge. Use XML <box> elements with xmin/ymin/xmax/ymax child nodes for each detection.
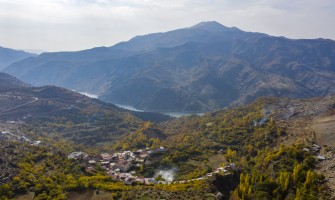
<box><xmin>4</xmin><ymin>21</ymin><xmax>335</xmax><ymax>112</ymax></box>
<box><xmin>0</xmin><ymin>72</ymin><xmax>29</xmax><ymax>89</ymax></box>
<box><xmin>0</xmin><ymin>46</ymin><xmax>36</xmax><ymax>70</ymax></box>
<box><xmin>113</xmin><ymin>21</ymin><xmax>260</xmax><ymax>52</ymax></box>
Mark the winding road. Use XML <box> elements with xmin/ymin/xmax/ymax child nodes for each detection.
<box><xmin>0</xmin><ymin>97</ymin><xmax>38</xmax><ymax>115</ymax></box>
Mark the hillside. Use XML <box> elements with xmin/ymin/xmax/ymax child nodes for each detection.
<box><xmin>0</xmin><ymin>72</ymin><xmax>29</xmax><ymax>90</ymax></box>
<box><xmin>1</xmin><ymin>94</ymin><xmax>334</xmax><ymax>199</ymax></box>
<box><xmin>112</xmin><ymin>94</ymin><xmax>335</xmax><ymax>197</ymax></box>
<box><xmin>5</xmin><ymin>21</ymin><xmax>335</xmax><ymax>112</ymax></box>
<box><xmin>0</xmin><ymin>73</ymin><xmax>172</xmax><ymax>148</ymax></box>
<box><xmin>0</xmin><ymin>46</ymin><xmax>36</xmax><ymax>70</ymax></box>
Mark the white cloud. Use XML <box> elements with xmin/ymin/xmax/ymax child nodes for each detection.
<box><xmin>0</xmin><ymin>0</ymin><xmax>334</xmax><ymax>51</ymax></box>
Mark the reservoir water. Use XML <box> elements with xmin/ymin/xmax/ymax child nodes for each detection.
<box><xmin>79</xmin><ymin>92</ymin><xmax>204</xmax><ymax>118</ymax></box>
<box><xmin>114</xmin><ymin>103</ymin><xmax>204</xmax><ymax>118</ymax></box>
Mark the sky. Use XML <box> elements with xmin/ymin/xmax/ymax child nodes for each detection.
<box><xmin>0</xmin><ymin>0</ymin><xmax>334</xmax><ymax>52</ymax></box>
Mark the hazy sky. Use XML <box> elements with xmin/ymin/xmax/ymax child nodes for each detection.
<box><xmin>1</xmin><ymin>0</ymin><xmax>334</xmax><ymax>52</ymax></box>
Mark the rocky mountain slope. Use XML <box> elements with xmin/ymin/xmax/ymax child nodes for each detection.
<box><xmin>4</xmin><ymin>21</ymin><xmax>335</xmax><ymax>112</ymax></box>
<box><xmin>0</xmin><ymin>46</ymin><xmax>36</xmax><ymax>70</ymax></box>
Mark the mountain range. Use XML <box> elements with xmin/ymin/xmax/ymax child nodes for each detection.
<box><xmin>4</xmin><ymin>21</ymin><xmax>335</xmax><ymax>112</ymax></box>
<box><xmin>0</xmin><ymin>46</ymin><xmax>36</xmax><ymax>70</ymax></box>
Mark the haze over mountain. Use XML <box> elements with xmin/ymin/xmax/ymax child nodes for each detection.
<box><xmin>0</xmin><ymin>46</ymin><xmax>36</xmax><ymax>70</ymax></box>
<box><xmin>4</xmin><ymin>21</ymin><xmax>335</xmax><ymax>112</ymax></box>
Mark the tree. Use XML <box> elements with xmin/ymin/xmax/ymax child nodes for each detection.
<box><xmin>226</xmin><ymin>147</ymin><xmax>237</xmax><ymax>163</ymax></box>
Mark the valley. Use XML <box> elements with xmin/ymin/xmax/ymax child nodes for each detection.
<box><xmin>79</xmin><ymin>91</ymin><xmax>204</xmax><ymax>117</ymax></box>
<box><xmin>0</xmin><ymin>20</ymin><xmax>335</xmax><ymax>200</ymax></box>
<box><xmin>1</xmin><ymin>79</ymin><xmax>335</xmax><ymax>199</ymax></box>
<box><xmin>114</xmin><ymin>103</ymin><xmax>205</xmax><ymax>118</ymax></box>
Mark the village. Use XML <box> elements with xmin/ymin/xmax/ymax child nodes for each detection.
<box><xmin>0</xmin><ymin>120</ymin><xmax>238</xmax><ymax>186</ymax></box>
<box><xmin>66</xmin><ymin>141</ymin><xmax>330</xmax><ymax>186</ymax></box>
<box><xmin>67</xmin><ymin>147</ymin><xmax>239</xmax><ymax>186</ymax></box>
<box><xmin>1</xmin><ymin>120</ymin><xmax>328</xmax><ymax>187</ymax></box>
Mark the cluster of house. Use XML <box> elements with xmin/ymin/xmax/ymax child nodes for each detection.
<box><xmin>68</xmin><ymin>147</ymin><xmax>168</xmax><ymax>185</ymax></box>
<box><xmin>169</xmin><ymin>163</ymin><xmax>238</xmax><ymax>184</ymax></box>
<box><xmin>107</xmin><ymin>163</ymin><xmax>238</xmax><ymax>185</ymax></box>
<box><xmin>68</xmin><ymin>148</ymin><xmax>238</xmax><ymax>186</ymax></box>
<box><xmin>107</xmin><ymin>171</ymin><xmax>167</xmax><ymax>185</ymax></box>
<box><xmin>205</xmin><ymin>163</ymin><xmax>237</xmax><ymax>177</ymax></box>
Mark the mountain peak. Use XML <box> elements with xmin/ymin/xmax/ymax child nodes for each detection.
<box><xmin>190</xmin><ymin>21</ymin><xmax>229</xmax><ymax>31</ymax></box>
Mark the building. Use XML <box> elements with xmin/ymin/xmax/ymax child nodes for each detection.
<box><xmin>224</xmin><ymin>163</ymin><xmax>238</xmax><ymax>171</ymax></box>
<box><xmin>157</xmin><ymin>146</ymin><xmax>166</xmax><ymax>152</ymax></box>
<box><xmin>115</xmin><ymin>161</ymin><xmax>131</xmax><ymax>172</ymax></box>
<box><xmin>124</xmin><ymin>177</ymin><xmax>134</xmax><ymax>185</ymax></box>
<box><xmin>101</xmin><ymin>153</ymin><xmax>112</xmax><ymax>161</ymax></box>
<box><xmin>101</xmin><ymin>161</ymin><xmax>110</xmax><ymax>166</ymax></box>
<box><xmin>317</xmin><ymin>155</ymin><xmax>326</xmax><ymax>161</ymax></box>
<box><xmin>139</xmin><ymin>153</ymin><xmax>148</xmax><ymax>159</ymax></box>
<box><xmin>109</xmin><ymin>162</ymin><xmax>116</xmax><ymax>169</ymax></box>
<box><xmin>144</xmin><ymin>178</ymin><xmax>157</xmax><ymax>185</ymax></box>
<box><xmin>88</xmin><ymin>160</ymin><xmax>97</xmax><ymax>165</ymax></box>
